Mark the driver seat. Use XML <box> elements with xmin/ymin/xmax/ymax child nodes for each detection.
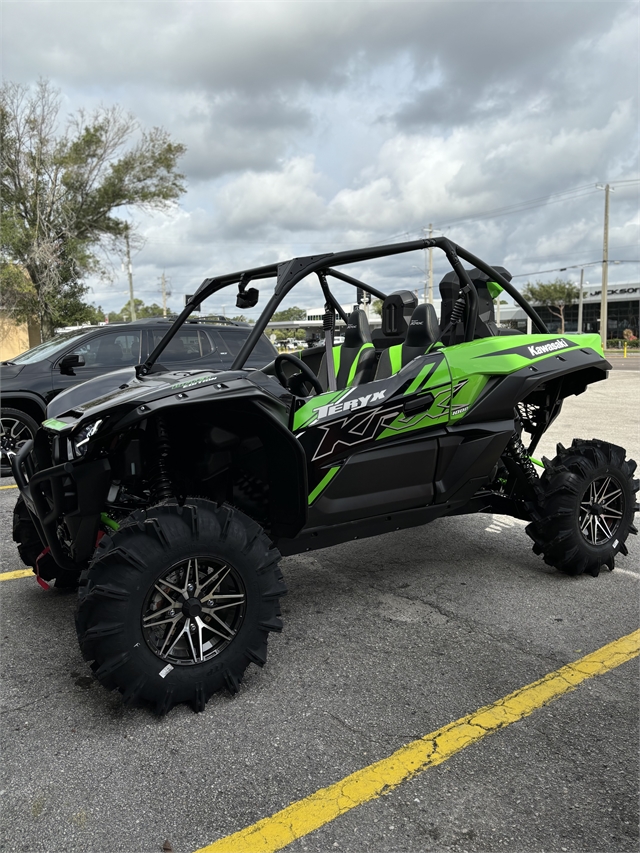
<box><xmin>317</xmin><ymin>309</ymin><xmax>377</xmax><ymax>391</ymax></box>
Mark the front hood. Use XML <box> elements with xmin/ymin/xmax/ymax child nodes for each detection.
<box><xmin>47</xmin><ymin>367</ymin><xmax>138</xmax><ymax>418</ymax></box>
<box><xmin>0</xmin><ymin>362</ymin><xmax>26</xmax><ymax>380</ymax></box>
<box><xmin>44</xmin><ymin>367</ymin><xmax>250</xmax><ymax>430</ymax></box>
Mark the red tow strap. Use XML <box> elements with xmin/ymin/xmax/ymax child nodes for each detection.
<box><xmin>35</xmin><ymin>547</ymin><xmax>52</xmax><ymax>590</ymax></box>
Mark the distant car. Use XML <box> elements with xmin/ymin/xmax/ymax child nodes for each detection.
<box><xmin>0</xmin><ymin>317</ymin><xmax>277</xmax><ymax>475</ymax></box>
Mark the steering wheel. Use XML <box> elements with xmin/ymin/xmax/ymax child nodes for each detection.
<box><xmin>274</xmin><ymin>354</ymin><xmax>323</xmax><ymax>396</ymax></box>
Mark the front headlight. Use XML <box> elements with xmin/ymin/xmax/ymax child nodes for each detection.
<box><xmin>71</xmin><ymin>419</ymin><xmax>103</xmax><ymax>458</ymax></box>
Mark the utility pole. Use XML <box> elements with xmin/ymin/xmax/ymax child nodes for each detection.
<box><xmin>125</xmin><ymin>226</ymin><xmax>137</xmax><ymax>322</ymax></box>
<box><xmin>428</xmin><ymin>223</ymin><xmax>433</xmax><ymax>305</ymax></box>
<box><xmin>597</xmin><ymin>183</ymin><xmax>613</xmax><ymax>351</ymax></box>
<box><xmin>160</xmin><ymin>271</ymin><xmax>167</xmax><ymax>317</ymax></box>
<box><xmin>577</xmin><ymin>267</ymin><xmax>584</xmax><ymax>334</ymax></box>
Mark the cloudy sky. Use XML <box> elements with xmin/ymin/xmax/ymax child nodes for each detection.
<box><xmin>3</xmin><ymin>0</ymin><xmax>639</xmax><ymax>317</ymax></box>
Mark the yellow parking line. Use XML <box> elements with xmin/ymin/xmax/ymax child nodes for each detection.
<box><xmin>0</xmin><ymin>484</ymin><xmax>17</xmax><ymax>490</ymax></box>
<box><xmin>196</xmin><ymin>629</ymin><xmax>640</xmax><ymax>853</ymax></box>
<box><xmin>0</xmin><ymin>569</ymin><xmax>33</xmax><ymax>581</ymax></box>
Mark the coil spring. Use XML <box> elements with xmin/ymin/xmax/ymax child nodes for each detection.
<box><xmin>149</xmin><ymin>417</ymin><xmax>173</xmax><ymax>502</ymax></box>
<box><xmin>449</xmin><ymin>295</ymin><xmax>466</xmax><ymax>326</ymax></box>
<box><xmin>322</xmin><ymin>307</ymin><xmax>334</xmax><ymax>332</ymax></box>
<box><xmin>506</xmin><ymin>432</ymin><xmax>539</xmax><ymax>486</ymax></box>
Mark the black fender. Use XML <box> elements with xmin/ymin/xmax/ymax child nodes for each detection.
<box><xmin>1</xmin><ymin>392</ymin><xmax>47</xmax><ymax>424</ymax></box>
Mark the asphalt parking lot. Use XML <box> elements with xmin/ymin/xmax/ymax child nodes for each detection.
<box><xmin>1</xmin><ymin>368</ymin><xmax>638</xmax><ymax>853</ymax></box>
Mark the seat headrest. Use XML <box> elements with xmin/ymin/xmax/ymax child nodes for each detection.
<box><xmin>378</xmin><ymin>290</ymin><xmax>418</xmax><ymax>337</ymax></box>
<box><xmin>343</xmin><ymin>309</ymin><xmax>372</xmax><ymax>348</ymax></box>
<box><xmin>439</xmin><ymin>265</ymin><xmax>512</xmax><ymax>340</ymax></box>
<box><xmin>405</xmin><ymin>303</ymin><xmax>440</xmax><ymax>348</ymax></box>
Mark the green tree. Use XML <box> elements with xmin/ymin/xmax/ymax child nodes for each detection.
<box><xmin>521</xmin><ymin>279</ymin><xmax>580</xmax><ymax>334</ymax></box>
<box><xmin>371</xmin><ymin>298</ymin><xmax>383</xmax><ymax>316</ymax></box>
<box><xmin>272</xmin><ymin>306</ymin><xmax>306</xmax><ymax>322</ymax></box>
<box><xmin>0</xmin><ymin>79</ymin><xmax>186</xmax><ymax>339</ymax></box>
<box><xmin>108</xmin><ymin>298</ymin><xmax>164</xmax><ymax>323</ymax></box>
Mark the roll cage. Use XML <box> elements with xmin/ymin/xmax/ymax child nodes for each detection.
<box><xmin>136</xmin><ymin>237</ymin><xmax>549</xmax><ymax>379</ymax></box>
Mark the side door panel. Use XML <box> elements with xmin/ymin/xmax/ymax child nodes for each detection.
<box><xmin>294</xmin><ymin>351</ymin><xmax>453</xmax><ymax>527</ymax></box>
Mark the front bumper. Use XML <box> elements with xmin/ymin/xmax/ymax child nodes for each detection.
<box><xmin>12</xmin><ymin>438</ymin><xmax>111</xmax><ymax>570</ymax></box>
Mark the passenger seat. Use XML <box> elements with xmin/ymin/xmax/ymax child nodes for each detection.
<box><xmin>375</xmin><ymin>304</ymin><xmax>440</xmax><ymax>380</ymax></box>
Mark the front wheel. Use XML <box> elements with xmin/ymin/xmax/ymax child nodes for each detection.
<box><xmin>527</xmin><ymin>439</ymin><xmax>638</xmax><ymax>577</ymax></box>
<box><xmin>1</xmin><ymin>408</ymin><xmax>39</xmax><ymax>477</ymax></box>
<box><xmin>75</xmin><ymin>499</ymin><xmax>286</xmax><ymax>714</ymax></box>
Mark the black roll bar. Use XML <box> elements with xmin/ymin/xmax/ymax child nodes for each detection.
<box><xmin>137</xmin><ymin>235</ymin><xmax>548</xmax><ymax>377</ymax></box>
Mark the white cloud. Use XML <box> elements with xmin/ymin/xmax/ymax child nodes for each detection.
<box><xmin>1</xmin><ymin>0</ymin><xmax>638</xmax><ymax>315</ymax></box>
<box><xmin>214</xmin><ymin>156</ymin><xmax>326</xmax><ymax>234</ymax></box>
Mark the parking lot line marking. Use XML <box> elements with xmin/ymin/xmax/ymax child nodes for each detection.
<box><xmin>0</xmin><ymin>569</ymin><xmax>33</xmax><ymax>581</ymax></box>
<box><xmin>0</xmin><ymin>484</ymin><xmax>17</xmax><ymax>490</ymax></box>
<box><xmin>196</xmin><ymin>629</ymin><xmax>640</xmax><ymax>853</ymax></box>
<box><xmin>615</xmin><ymin>567</ymin><xmax>640</xmax><ymax>579</ymax></box>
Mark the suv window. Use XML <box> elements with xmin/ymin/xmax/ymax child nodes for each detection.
<box><xmin>150</xmin><ymin>328</ymin><xmax>217</xmax><ymax>364</ymax></box>
<box><xmin>12</xmin><ymin>329</ymin><xmax>97</xmax><ymax>364</ymax></box>
<box><xmin>71</xmin><ymin>331</ymin><xmax>142</xmax><ymax>368</ymax></box>
<box><xmin>212</xmin><ymin>328</ymin><xmax>275</xmax><ymax>367</ymax></box>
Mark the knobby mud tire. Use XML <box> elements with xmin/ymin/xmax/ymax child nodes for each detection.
<box><xmin>526</xmin><ymin>439</ymin><xmax>638</xmax><ymax>577</ymax></box>
<box><xmin>13</xmin><ymin>496</ymin><xmax>80</xmax><ymax>589</ymax></box>
<box><xmin>75</xmin><ymin>499</ymin><xmax>286</xmax><ymax>715</ymax></box>
<box><xmin>12</xmin><ymin>495</ymin><xmax>44</xmax><ymax>570</ymax></box>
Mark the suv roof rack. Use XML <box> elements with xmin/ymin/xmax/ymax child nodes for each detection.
<box><xmin>111</xmin><ymin>316</ymin><xmax>251</xmax><ymax>327</ymax></box>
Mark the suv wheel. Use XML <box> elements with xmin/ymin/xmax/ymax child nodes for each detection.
<box><xmin>1</xmin><ymin>408</ymin><xmax>40</xmax><ymax>477</ymax></box>
<box><xmin>75</xmin><ymin>499</ymin><xmax>286</xmax><ymax>715</ymax></box>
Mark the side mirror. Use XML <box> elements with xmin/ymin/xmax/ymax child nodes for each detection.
<box><xmin>236</xmin><ymin>287</ymin><xmax>259</xmax><ymax>309</ymax></box>
<box><xmin>59</xmin><ymin>353</ymin><xmax>85</xmax><ymax>375</ymax></box>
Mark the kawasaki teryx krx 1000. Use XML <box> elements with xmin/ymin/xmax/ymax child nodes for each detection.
<box><xmin>12</xmin><ymin>237</ymin><xmax>638</xmax><ymax>714</ymax></box>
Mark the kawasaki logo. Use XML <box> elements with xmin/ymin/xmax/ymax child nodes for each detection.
<box><xmin>527</xmin><ymin>339</ymin><xmax>570</xmax><ymax>357</ymax></box>
<box><xmin>313</xmin><ymin>390</ymin><xmax>386</xmax><ymax>421</ymax></box>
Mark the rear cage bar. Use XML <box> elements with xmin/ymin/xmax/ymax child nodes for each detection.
<box><xmin>137</xmin><ymin>237</ymin><xmax>549</xmax><ymax>379</ymax></box>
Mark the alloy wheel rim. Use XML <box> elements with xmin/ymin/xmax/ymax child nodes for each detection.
<box><xmin>0</xmin><ymin>416</ymin><xmax>33</xmax><ymax>469</ymax></box>
<box><xmin>579</xmin><ymin>475</ymin><xmax>624</xmax><ymax>545</ymax></box>
<box><xmin>142</xmin><ymin>557</ymin><xmax>246</xmax><ymax>666</ymax></box>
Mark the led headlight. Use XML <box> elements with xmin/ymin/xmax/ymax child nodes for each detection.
<box><xmin>71</xmin><ymin>419</ymin><xmax>103</xmax><ymax>458</ymax></box>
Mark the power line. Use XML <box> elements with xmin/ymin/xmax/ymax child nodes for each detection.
<box><xmin>511</xmin><ymin>260</ymin><xmax>640</xmax><ymax>279</ymax></box>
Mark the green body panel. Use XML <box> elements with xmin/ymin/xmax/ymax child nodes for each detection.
<box><xmin>293</xmin><ymin>388</ymin><xmax>348</xmax><ymax>431</ymax></box>
<box><xmin>377</xmin><ymin>357</ymin><xmax>453</xmax><ymax>440</ymax></box>
<box><xmin>308</xmin><ymin>466</ymin><xmax>340</xmax><ymax>504</ymax></box>
<box><xmin>445</xmin><ymin>333</ymin><xmax>602</xmax><ymax>377</ymax></box>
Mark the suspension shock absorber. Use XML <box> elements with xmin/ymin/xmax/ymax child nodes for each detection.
<box><xmin>506</xmin><ymin>431</ymin><xmax>539</xmax><ymax>487</ymax></box>
<box><xmin>149</xmin><ymin>417</ymin><xmax>173</xmax><ymax>502</ymax></box>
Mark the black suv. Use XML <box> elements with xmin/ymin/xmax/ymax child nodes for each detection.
<box><xmin>0</xmin><ymin>317</ymin><xmax>277</xmax><ymax>475</ymax></box>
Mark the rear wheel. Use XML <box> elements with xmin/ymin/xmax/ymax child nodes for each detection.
<box><xmin>527</xmin><ymin>439</ymin><xmax>638</xmax><ymax>576</ymax></box>
<box><xmin>1</xmin><ymin>408</ymin><xmax>39</xmax><ymax>477</ymax></box>
<box><xmin>75</xmin><ymin>499</ymin><xmax>286</xmax><ymax>714</ymax></box>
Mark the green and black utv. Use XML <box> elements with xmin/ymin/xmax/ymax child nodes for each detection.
<box><xmin>12</xmin><ymin>237</ymin><xmax>638</xmax><ymax>714</ymax></box>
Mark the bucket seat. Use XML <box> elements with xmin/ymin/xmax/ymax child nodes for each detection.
<box><xmin>375</xmin><ymin>303</ymin><xmax>440</xmax><ymax>380</ymax></box>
